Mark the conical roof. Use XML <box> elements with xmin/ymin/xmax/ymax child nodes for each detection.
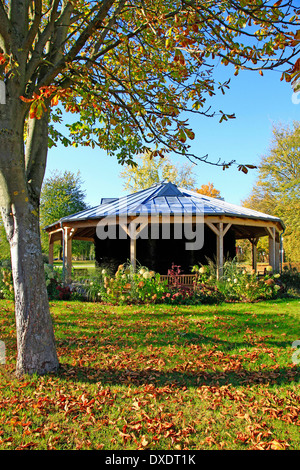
<box><xmin>52</xmin><ymin>181</ymin><xmax>283</xmax><ymax>228</ymax></box>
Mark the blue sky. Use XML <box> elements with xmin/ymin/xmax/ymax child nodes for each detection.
<box><xmin>45</xmin><ymin>63</ymin><xmax>299</xmax><ymax>208</ymax></box>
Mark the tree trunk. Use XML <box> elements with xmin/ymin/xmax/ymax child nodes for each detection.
<box><xmin>3</xmin><ymin>204</ymin><xmax>59</xmax><ymax>376</ymax></box>
<box><xmin>0</xmin><ymin>93</ymin><xmax>59</xmax><ymax>377</ymax></box>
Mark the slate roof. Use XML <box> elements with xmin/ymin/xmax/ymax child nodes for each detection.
<box><xmin>46</xmin><ymin>181</ymin><xmax>283</xmax><ymax>229</ymax></box>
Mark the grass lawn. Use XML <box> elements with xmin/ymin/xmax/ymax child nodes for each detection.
<box><xmin>0</xmin><ymin>298</ymin><xmax>299</xmax><ymax>450</ymax></box>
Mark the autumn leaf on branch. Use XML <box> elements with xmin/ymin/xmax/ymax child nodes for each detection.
<box><xmin>13</xmin><ymin>0</ymin><xmax>300</xmax><ymax>170</ymax></box>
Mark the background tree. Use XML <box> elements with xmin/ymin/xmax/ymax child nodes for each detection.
<box><xmin>196</xmin><ymin>182</ymin><xmax>222</xmax><ymax>199</ymax></box>
<box><xmin>120</xmin><ymin>152</ymin><xmax>196</xmax><ymax>192</ymax></box>
<box><xmin>0</xmin><ymin>1</ymin><xmax>299</xmax><ymax>376</ymax></box>
<box><xmin>40</xmin><ymin>170</ymin><xmax>92</xmax><ymax>261</ymax></box>
<box><xmin>243</xmin><ymin>121</ymin><xmax>300</xmax><ymax>263</ymax></box>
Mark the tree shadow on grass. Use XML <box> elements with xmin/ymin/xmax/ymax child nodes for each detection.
<box><xmin>58</xmin><ymin>362</ymin><xmax>300</xmax><ymax>389</ymax></box>
<box><xmin>55</xmin><ymin>330</ymin><xmax>297</xmax><ymax>355</ymax></box>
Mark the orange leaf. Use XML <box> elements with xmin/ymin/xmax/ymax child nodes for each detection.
<box><xmin>51</xmin><ymin>94</ymin><xmax>59</xmax><ymax>106</ymax></box>
<box><xmin>0</xmin><ymin>53</ymin><xmax>6</xmax><ymax>65</ymax></box>
<box><xmin>20</xmin><ymin>95</ymin><xmax>34</xmax><ymax>103</ymax></box>
<box><xmin>293</xmin><ymin>58</ymin><xmax>300</xmax><ymax>72</ymax></box>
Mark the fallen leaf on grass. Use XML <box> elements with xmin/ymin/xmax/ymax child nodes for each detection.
<box><xmin>270</xmin><ymin>439</ymin><xmax>289</xmax><ymax>450</ymax></box>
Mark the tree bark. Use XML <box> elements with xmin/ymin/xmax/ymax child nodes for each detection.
<box><xmin>0</xmin><ymin>92</ymin><xmax>59</xmax><ymax>377</ymax></box>
<box><xmin>3</xmin><ymin>203</ymin><xmax>59</xmax><ymax>376</ymax></box>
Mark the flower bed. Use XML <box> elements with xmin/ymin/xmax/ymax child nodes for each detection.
<box><xmin>80</xmin><ymin>259</ymin><xmax>284</xmax><ymax>306</ymax></box>
<box><xmin>0</xmin><ymin>258</ymin><xmax>291</xmax><ymax>305</ymax></box>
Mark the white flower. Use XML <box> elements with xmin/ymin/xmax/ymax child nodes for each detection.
<box><xmin>233</xmin><ymin>278</ymin><xmax>238</xmax><ymax>284</ymax></box>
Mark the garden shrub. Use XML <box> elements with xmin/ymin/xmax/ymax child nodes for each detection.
<box><xmin>0</xmin><ymin>262</ymin><xmax>70</xmax><ymax>301</ymax></box>
<box><xmin>279</xmin><ymin>265</ymin><xmax>300</xmax><ymax>297</ymax></box>
<box><xmin>102</xmin><ymin>263</ymin><xmax>168</xmax><ymax>305</ymax></box>
<box><xmin>79</xmin><ymin>262</ymin><xmax>173</xmax><ymax>304</ymax></box>
<box><xmin>44</xmin><ymin>263</ymin><xmax>64</xmax><ymax>300</ymax></box>
<box><xmin>80</xmin><ymin>268</ymin><xmax>106</xmax><ymax>302</ymax></box>
<box><xmin>192</xmin><ymin>259</ymin><xmax>283</xmax><ymax>302</ymax></box>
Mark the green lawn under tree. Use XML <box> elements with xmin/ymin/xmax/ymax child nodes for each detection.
<box><xmin>0</xmin><ymin>298</ymin><xmax>299</xmax><ymax>450</ymax></box>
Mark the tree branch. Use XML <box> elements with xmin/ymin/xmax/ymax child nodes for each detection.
<box><xmin>31</xmin><ymin>0</ymin><xmax>116</xmax><ymax>90</ymax></box>
<box><xmin>24</xmin><ymin>0</ymin><xmax>42</xmax><ymax>52</ymax></box>
<box><xmin>9</xmin><ymin>0</ymin><xmax>30</xmax><ymax>49</ymax></box>
<box><xmin>25</xmin><ymin>109</ymin><xmax>49</xmax><ymax>200</ymax></box>
<box><xmin>25</xmin><ymin>0</ymin><xmax>61</xmax><ymax>84</ymax></box>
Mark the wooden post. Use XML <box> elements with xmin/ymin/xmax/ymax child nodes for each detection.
<box><xmin>129</xmin><ymin>223</ymin><xmax>137</xmax><ymax>271</ymax></box>
<box><xmin>206</xmin><ymin>221</ymin><xmax>231</xmax><ymax>280</ymax></box>
<box><xmin>267</xmin><ymin>227</ymin><xmax>276</xmax><ymax>271</ymax></box>
<box><xmin>63</xmin><ymin>228</ymin><xmax>72</xmax><ymax>283</ymax></box>
<box><xmin>48</xmin><ymin>234</ymin><xmax>54</xmax><ymax>265</ymax></box>
<box><xmin>275</xmin><ymin>232</ymin><xmax>280</xmax><ymax>272</ymax></box>
<box><xmin>249</xmin><ymin>237</ymin><xmax>258</xmax><ymax>273</ymax></box>
<box><xmin>216</xmin><ymin>222</ymin><xmax>224</xmax><ymax>280</ymax></box>
<box><xmin>130</xmin><ymin>236</ymin><xmax>136</xmax><ymax>272</ymax></box>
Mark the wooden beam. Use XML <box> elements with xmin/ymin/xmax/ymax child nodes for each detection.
<box><xmin>206</xmin><ymin>221</ymin><xmax>232</xmax><ymax>237</ymax></box>
<box><xmin>119</xmin><ymin>222</ymin><xmax>130</xmax><ymax>237</ymax></box>
<box><xmin>275</xmin><ymin>239</ymin><xmax>280</xmax><ymax>272</ymax></box>
<box><xmin>63</xmin><ymin>228</ymin><xmax>72</xmax><ymax>283</ymax></box>
<box><xmin>205</xmin><ymin>216</ymin><xmax>283</xmax><ymax>232</ymax></box>
<box><xmin>69</xmin><ymin>228</ymin><xmax>77</xmax><ymax>239</ymax></box>
<box><xmin>268</xmin><ymin>227</ymin><xmax>276</xmax><ymax>271</ymax></box>
<box><xmin>130</xmin><ymin>236</ymin><xmax>136</xmax><ymax>271</ymax></box>
<box><xmin>206</xmin><ymin>221</ymin><xmax>231</xmax><ymax>279</ymax></box>
<box><xmin>223</xmin><ymin>223</ymin><xmax>232</xmax><ymax>237</ymax></box>
<box><xmin>249</xmin><ymin>238</ymin><xmax>259</xmax><ymax>273</ymax></box>
<box><xmin>50</xmin><ymin>215</ymin><xmax>284</xmax><ymax>235</ymax></box>
<box><xmin>216</xmin><ymin>222</ymin><xmax>224</xmax><ymax>280</ymax></box>
<box><xmin>47</xmin><ymin>227</ymin><xmax>64</xmax><ymax>235</ymax></box>
<box><xmin>48</xmin><ymin>234</ymin><xmax>54</xmax><ymax>265</ymax></box>
<box><xmin>266</xmin><ymin>226</ymin><xmax>275</xmax><ymax>239</ymax></box>
<box><xmin>72</xmin><ymin>236</ymin><xmax>95</xmax><ymax>242</ymax></box>
<box><xmin>206</xmin><ymin>221</ymin><xmax>220</xmax><ymax>236</ymax></box>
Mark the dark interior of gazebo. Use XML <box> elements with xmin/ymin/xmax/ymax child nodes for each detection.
<box><xmin>94</xmin><ymin>224</ymin><xmax>236</xmax><ymax>274</ymax></box>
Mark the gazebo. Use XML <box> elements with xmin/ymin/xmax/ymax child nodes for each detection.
<box><xmin>44</xmin><ymin>181</ymin><xmax>284</xmax><ymax>281</ymax></box>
